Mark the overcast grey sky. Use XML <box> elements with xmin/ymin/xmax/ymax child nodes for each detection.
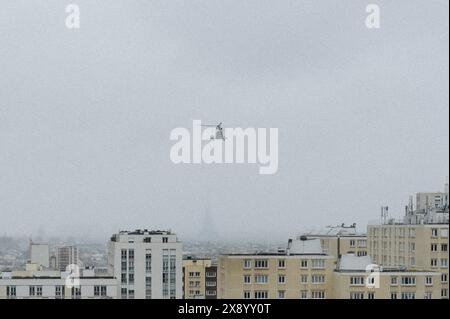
<box><xmin>0</xmin><ymin>0</ymin><xmax>448</xmax><ymax>242</ymax></box>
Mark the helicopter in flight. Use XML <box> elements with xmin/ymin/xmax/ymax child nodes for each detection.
<box><xmin>201</xmin><ymin>122</ymin><xmax>226</xmax><ymax>140</ymax></box>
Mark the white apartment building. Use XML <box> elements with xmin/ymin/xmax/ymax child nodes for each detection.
<box><xmin>0</xmin><ymin>267</ymin><xmax>116</xmax><ymax>299</ymax></box>
<box><xmin>107</xmin><ymin>230</ymin><xmax>183</xmax><ymax>299</ymax></box>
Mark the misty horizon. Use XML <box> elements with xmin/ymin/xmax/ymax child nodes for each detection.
<box><xmin>0</xmin><ymin>1</ymin><xmax>448</xmax><ymax>241</ymax></box>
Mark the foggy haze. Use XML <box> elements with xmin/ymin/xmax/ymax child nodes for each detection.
<box><xmin>0</xmin><ymin>0</ymin><xmax>448</xmax><ymax>242</ymax></box>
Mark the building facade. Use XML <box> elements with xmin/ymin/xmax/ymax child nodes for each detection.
<box><xmin>0</xmin><ymin>268</ymin><xmax>116</xmax><ymax>299</ymax></box>
<box><xmin>333</xmin><ymin>255</ymin><xmax>442</xmax><ymax>299</ymax></box>
<box><xmin>218</xmin><ymin>238</ymin><xmax>335</xmax><ymax>299</ymax></box>
<box><xmin>367</xmin><ymin>187</ymin><xmax>449</xmax><ymax>299</ymax></box>
<box><xmin>182</xmin><ymin>257</ymin><xmax>217</xmax><ymax>299</ymax></box>
<box><xmin>108</xmin><ymin>230</ymin><xmax>183</xmax><ymax>299</ymax></box>
<box><xmin>302</xmin><ymin>224</ymin><xmax>367</xmax><ymax>260</ymax></box>
<box><xmin>57</xmin><ymin>246</ymin><xmax>79</xmax><ymax>272</ymax></box>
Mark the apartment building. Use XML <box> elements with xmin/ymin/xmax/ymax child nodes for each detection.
<box><xmin>0</xmin><ymin>266</ymin><xmax>116</xmax><ymax>299</ymax></box>
<box><xmin>332</xmin><ymin>255</ymin><xmax>442</xmax><ymax>299</ymax></box>
<box><xmin>29</xmin><ymin>242</ymin><xmax>50</xmax><ymax>268</ymax></box>
<box><xmin>57</xmin><ymin>246</ymin><xmax>79</xmax><ymax>272</ymax></box>
<box><xmin>302</xmin><ymin>224</ymin><xmax>367</xmax><ymax>260</ymax></box>
<box><xmin>218</xmin><ymin>238</ymin><xmax>335</xmax><ymax>299</ymax></box>
<box><xmin>368</xmin><ymin>187</ymin><xmax>449</xmax><ymax>299</ymax></box>
<box><xmin>107</xmin><ymin>230</ymin><xmax>183</xmax><ymax>299</ymax></box>
<box><xmin>182</xmin><ymin>257</ymin><xmax>217</xmax><ymax>299</ymax></box>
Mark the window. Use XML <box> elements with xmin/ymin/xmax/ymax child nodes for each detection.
<box><xmin>350</xmin><ymin>240</ymin><xmax>356</xmax><ymax>247</ymax></box>
<box><xmin>6</xmin><ymin>286</ymin><xmax>16</xmax><ymax>299</ymax></box>
<box><xmin>55</xmin><ymin>286</ymin><xmax>64</xmax><ymax>299</ymax></box>
<box><xmin>254</xmin><ymin>291</ymin><xmax>268</xmax><ymax>299</ymax></box>
<box><xmin>129</xmin><ymin>273</ymin><xmax>134</xmax><ymax>284</ymax></box>
<box><xmin>431</xmin><ymin>259</ymin><xmax>438</xmax><ymax>267</ymax></box>
<box><xmin>300</xmin><ymin>290</ymin><xmax>308</xmax><ymax>299</ymax></box>
<box><xmin>401</xmin><ymin>277</ymin><xmax>416</xmax><ymax>286</ymax></box>
<box><xmin>94</xmin><ymin>286</ymin><xmax>100</xmax><ymax>297</ymax></box>
<box><xmin>425</xmin><ymin>277</ymin><xmax>433</xmax><ymax>286</ymax></box>
<box><xmin>143</xmin><ymin>237</ymin><xmax>151</xmax><ymax>243</ymax></box>
<box><xmin>128</xmin><ymin>249</ymin><xmax>134</xmax><ymax>260</ymax></box>
<box><xmin>431</xmin><ymin>244</ymin><xmax>438</xmax><ymax>252</ymax></box>
<box><xmin>121</xmin><ymin>288</ymin><xmax>127</xmax><ymax>299</ymax></box>
<box><xmin>357</xmin><ymin>240</ymin><xmax>367</xmax><ymax>248</ymax></box>
<box><xmin>278</xmin><ymin>275</ymin><xmax>286</xmax><ymax>284</ymax></box>
<box><xmin>311</xmin><ymin>259</ymin><xmax>325</xmax><ymax>269</ymax></box>
<box><xmin>441</xmin><ymin>244</ymin><xmax>448</xmax><ymax>252</ymax></box>
<box><xmin>441</xmin><ymin>258</ymin><xmax>448</xmax><ymax>268</ymax></box>
<box><xmin>243</xmin><ymin>291</ymin><xmax>251</xmax><ymax>299</ymax></box>
<box><xmin>243</xmin><ymin>259</ymin><xmax>252</xmax><ymax>269</ymax></box>
<box><xmin>424</xmin><ymin>292</ymin><xmax>433</xmax><ymax>299</ymax></box>
<box><xmin>367</xmin><ymin>292</ymin><xmax>375</xmax><ymax>299</ymax></box>
<box><xmin>441</xmin><ymin>229</ymin><xmax>449</xmax><ymax>238</ymax></box>
<box><xmin>29</xmin><ymin>286</ymin><xmax>36</xmax><ymax>296</ymax></box>
<box><xmin>401</xmin><ymin>292</ymin><xmax>415</xmax><ymax>299</ymax></box>
<box><xmin>145</xmin><ymin>251</ymin><xmax>152</xmax><ymax>273</ymax></box>
<box><xmin>300</xmin><ymin>260</ymin><xmax>308</xmax><ymax>268</ymax></box>
<box><xmin>72</xmin><ymin>287</ymin><xmax>81</xmax><ymax>299</ymax></box>
<box><xmin>357</xmin><ymin>251</ymin><xmax>367</xmax><ymax>257</ymax></box>
<box><xmin>350</xmin><ymin>292</ymin><xmax>364</xmax><ymax>299</ymax></box>
<box><xmin>442</xmin><ymin>273</ymin><xmax>448</xmax><ymax>283</ymax></box>
<box><xmin>431</xmin><ymin>229</ymin><xmax>438</xmax><ymax>237</ymax></box>
<box><xmin>311</xmin><ymin>291</ymin><xmax>325</xmax><ymax>299</ymax></box>
<box><xmin>391</xmin><ymin>293</ymin><xmax>397</xmax><ymax>299</ymax></box>
<box><xmin>121</xmin><ymin>273</ymin><xmax>127</xmax><ymax>284</ymax></box>
<box><xmin>311</xmin><ymin>275</ymin><xmax>325</xmax><ymax>284</ymax></box>
<box><xmin>243</xmin><ymin>275</ymin><xmax>251</xmax><ymax>284</ymax></box>
<box><xmin>162</xmin><ymin>237</ymin><xmax>168</xmax><ymax>243</ymax></box>
<box><xmin>278</xmin><ymin>290</ymin><xmax>285</xmax><ymax>299</ymax></box>
<box><xmin>300</xmin><ymin>275</ymin><xmax>308</xmax><ymax>283</ymax></box>
<box><xmin>278</xmin><ymin>259</ymin><xmax>286</xmax><ymax>269</ymax></box>
<box><xmin>254</xmin><ymin>260</ymin><xmax>268</xmax><ymax>269</ymax></box>
<box><xmin>350</xmin><ymin>277</ymin><xmax>365</xmax><ymax>286</ymax></box>
<box><xmin>94</xmin><ymin>285</ymin><xmax>107</xmax><ymax>297</ymax></box>
<box><xmin>409</xmin><ymin>242</ymin><xmax>415</xmax><ymax>252</ymax></box>
<box><xmin>121</xmin><ymin>249</ymin><xmax>127</xmax><ymax>259</ymax></box>
<box><xmin>254</xmin><ymin>275</ymin><xmax>268</xmax><ymax>284</ymax></box>
<box><xmin>442</xmin><ymin>289</ymin><xmax>448</xmax><ymax>298</ymax></box>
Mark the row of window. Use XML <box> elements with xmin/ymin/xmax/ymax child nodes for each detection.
<box><xmin>6</xmin><ymin>285</ymin><xmax>107</xmax><ymax>298</ymax></box>
<box><xmin>243</xmin><ymin>259</ymin><xmax>326</xmax><ymax>269</ymax></box>
<box><xmin>431</xmin><ymin>243</ymin><xmax>448</xmax><ymax>252</ymax></box>
<box><xmin>243</xmin><ymin>290</ymin><xmax>326</xmax><ymax>299</ymax></box>
<box><xmin>369</xmin><ymin>227</ymin><xmax>449</xmax><ymax>239</ymax></box>
<box><xmin>243</xmin><ymin>274</ymin><xmax>327</xmax><ymax>284</ymax></box>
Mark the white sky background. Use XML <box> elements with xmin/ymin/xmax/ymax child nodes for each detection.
<box><xmin>0</xmin><ymin>1</ymin><xmax>448</xmax><ymax>242</ymax></box>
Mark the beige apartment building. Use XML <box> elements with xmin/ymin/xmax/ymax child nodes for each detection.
<box><xmin>218</xmin><ymin>237</ymin><xmax>444</xmax><ymax>299</ymax></box>
<box><xmin>183</xmin><ymin>257</ymin><xmax>217</xmax><ymax>299</ymax></box>
<box><xmin>218</xmin><ymin>238</ymin><xmax>335</xmax><ymax>299</ymax></box>
<box><xmin>302</xmin><ymin>224</ymin><xmax>368</xmax><ymax>260</ymax></box>
<box><xmin>332</xmin><ymin>255</ymin><xmax>442</xmax><ymax>299</ymax></box>
<box><xmin>367</xmin><ymin>187</ymin><xmax>449</xmax><ymax>299</ymax></box>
